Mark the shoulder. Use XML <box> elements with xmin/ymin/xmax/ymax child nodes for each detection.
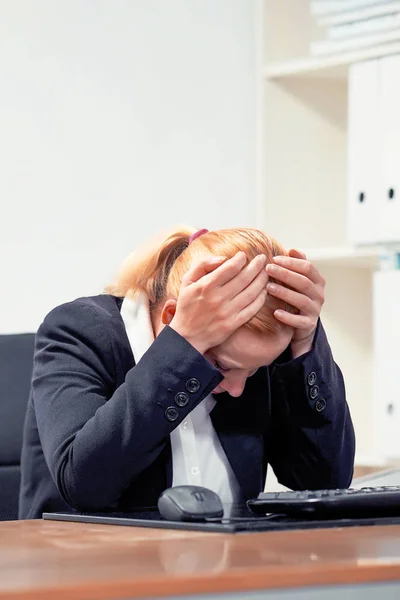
<box><xmin>35</xmin><ymin>295</ymin><xmax>132</xmax><ymax>378</ymax></box>
<box><xmin>38</xmin><ymin>294</ymin><xmax>125</xmax><ymax>346</ymax></box>
<box><xmin>42</xmin><ymin>294</ymin><xmax>121</xmax><ymax>323</ymax></box>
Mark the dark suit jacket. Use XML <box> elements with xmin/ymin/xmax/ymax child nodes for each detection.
<box><xmin>19</xmin><ymin>294</ymin><xmax>355</xmax><ymax>519</ymax></box>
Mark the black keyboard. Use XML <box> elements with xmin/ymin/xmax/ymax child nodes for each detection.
<box><xmin>247</xmin><ymin>486</ymin><xmax>400</xmax><ymax>519</ymax></box>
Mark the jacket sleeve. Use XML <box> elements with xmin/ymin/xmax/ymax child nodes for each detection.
<box><xmin>32</xmin><ymin>299</ymin><xmax>223</xmax><ymax>511</ymax></box>
<box><xmin>267</xmin><ymin>320</ymin><xmax>355</xmax><ymax>490</ymax></box>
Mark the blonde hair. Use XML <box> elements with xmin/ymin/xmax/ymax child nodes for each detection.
<box><xmin>106</xmin><ymin>226</ymin><xmax>297</xmax><ymax>336</ymax></box>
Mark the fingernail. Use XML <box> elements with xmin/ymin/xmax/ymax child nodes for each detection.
<box><xmin>267</xmin><ymin>283</ymin><xmax>276</xmax><ymax>292</ymax></box>
<box><xmin>273</xmin><ymin>256</ymin><xmax>285</xmax><ymax>263</ymax></box>
<box><xmin>210</xmin><ymin>256</ymin><xmax>226</xmax><ymax>263</ymax></box>
<box><xmin>267</xmin><ymin>264</ymin><xmax>278</xmax><ymax>273</ymax></box>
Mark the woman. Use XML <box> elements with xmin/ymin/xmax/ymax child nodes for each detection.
<box><xmin>19</xmin><ymin>227</ymin><xmax>355</xmax><ymax>519</ymax></box>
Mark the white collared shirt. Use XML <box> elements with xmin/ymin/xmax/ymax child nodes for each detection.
<box><xmin>120</xmin><ymin>295</ymin><xmax>241</xmax><ymax>505</ymax></box>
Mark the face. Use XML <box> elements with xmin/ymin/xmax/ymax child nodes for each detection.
<box><xmin>205</xmin><ymin>327</ymin><xmax>293</xmax><ymax>398</ymax></box>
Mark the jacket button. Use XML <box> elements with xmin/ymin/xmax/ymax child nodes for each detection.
<box><xmin>175</xmin><ymin>392</ymin><xmax>189</xmax><ymax>407</ymax></box>
<box><xmin>310</xmin><ymin>385</ymin><xmax>319</xmax><ymax>400</ymax></box>
<box><xmin>186</xmin><ymin>378</ymin><xmax>200</xmax><ymax>393</ymax></box>
<box><xmin>165</xmin><ymin>406</ymin><xmax>179</xmax><ymax>422</ymax></box>
<box><xmin>315</xmin><ymin>398</ymin><xmax>326</xmax><ymax>413</ymax></box>
<box><xmin>307</xmin><ymin>372</ymin><xmax>317</xmax><ymax>386</ymax></box>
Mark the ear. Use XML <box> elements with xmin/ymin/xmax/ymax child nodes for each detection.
<box><xmin>161</xmin><ymin>298</ymin><xmax>177</xmax><ymax>325</ymax></box>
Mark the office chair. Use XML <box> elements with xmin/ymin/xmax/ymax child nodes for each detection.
<box><xmin>0</xmin><ymin>333</ymin><xmax>35</xmax><ymax>520</ymax></box>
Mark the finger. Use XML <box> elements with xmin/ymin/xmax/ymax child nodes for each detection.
<box><xmin>200</xmin><ymin>251</ymin><xmax>248</xmax><ymax>288</ymax></box>
<box><xmin>234</xmin><ymin>288</ymin><xmax>268</xmax><ymax>328</ymax></box>
<box><xmin>229</xmin><ymin>264</ymin><xmax>269</xmax><ymax>314</ymax></box>
<box><xmin>181</xmin><ymin>256</ymin><xmax>228</xmax><ymax>286</ymax></box>
<box><xmin>266</xmin><ymin>263</ymin><xmax>322</xmax><ymax>301</ymax></box>
<box><xmin>222</xmin><ymin>254</ymin><xmax>267</xmax><ymax>298</ymax></box>
<box><xmin>273</xmin><ymin>309</ymin><xmax>315</xmax><ymax>330</ymax></box>
<box><xmin>269</xmin><ymin>256</ymin><xmax>323</xmax><ymax>285</ymax></box>
<box><xmin>267</xmin><ymin>282</ymin><xmax>317</xmax><ymax>315</ymax></box>
<box><xmin>288</xmin><ymin>248</ymin><xmax>307</xmax><ymax>260</ymax></box>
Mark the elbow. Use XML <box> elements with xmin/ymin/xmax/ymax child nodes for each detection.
<box><xmin>58</xmin><ymin>480</ymin><xmax>119</xmax><ymax>513</ymax></box>
<box><xmin>325</xmin><ymin>406</ymin><xmax>356</xmax><ymax>489</ymax></box>
<box><xmin>56</xmin><ymin>460</ymin><xmax>120</xmax><ymax>512</ymax></box>
<box><xmin>338</xmin><ymin>419</ymin><xmax>356</xmax><ymax>488</ymax></box>
<box><xmin>328</xmin><ymin>438</ymin><xmax>356</xmax><ymax>489</ymax></box>
<box><xmin>330</xmin><ymin>462</ymin><xmax>354</xmax><ymax>490</ymax></box>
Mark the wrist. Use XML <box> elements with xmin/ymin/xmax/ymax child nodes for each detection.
<box><xmin>169</xmin><ymin>323</ymin><xmax>208</xmax><ymax>355</ymax></box>
<box><xmin>290</xmin><ymin>331</ymin><xmax>315</xmax><ymax>358</ymax></box>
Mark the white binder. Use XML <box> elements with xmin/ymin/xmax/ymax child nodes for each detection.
<box><xmin>373</xmin><ymin>270</ymin><xmax>400</xmax><ymax>459</ymax></box>
<box><xmin>319</xmin><ymin>2</ymin><xmax>400</xmax><ymax>26</ymax></box>
<box><xmin>347</xmin><ymin>59</ymin><xmax>380</xmax><ymax>244</ymax></box>
<box><xmin>311</xmin><ymin>0</ymin><xmax>396</xmax><ymax>18</ymax></box>
<box><xmin>327</xmin><ymin>13</ymin><xmax>400</xmax><ymax>42</ymax></box>
<box><xmin>378</xmin><ymin>53</ymin><xmax>400</xmax><ymax>243</ymax></box>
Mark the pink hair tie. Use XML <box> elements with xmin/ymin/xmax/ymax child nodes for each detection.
<box><xmin>188</xmin><ymin>228</ymin><xmax>209</xmax><ymax>244</ymax></box>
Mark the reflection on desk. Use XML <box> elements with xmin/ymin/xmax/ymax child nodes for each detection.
<box><xmin>0</xmin><ymin>520</ymin><xmax>399</xmax><ymax>599</ymax></box>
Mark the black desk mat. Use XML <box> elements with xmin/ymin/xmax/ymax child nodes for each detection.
<box><xmin>42</xmin><ymin>505</ymin><xmax>400</xmax><ymax>533</ymax></box>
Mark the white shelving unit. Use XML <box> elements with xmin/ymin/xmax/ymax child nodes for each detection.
<box><xmin>265</xmin><ymin>39</ymin><xmax>400</xmax><ymax>79</ymax></box>
<box><xmin>256</xmin><ymin>0</ymin><xmax>400</xmax><ymax>467</ymax></box>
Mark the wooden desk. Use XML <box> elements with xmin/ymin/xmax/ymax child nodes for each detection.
<box><xmin>0</xmin><ymin>520</ymin><xmax>399</xmax><ymax>599</ymax></box>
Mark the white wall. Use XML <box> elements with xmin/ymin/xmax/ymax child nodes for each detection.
<box><xmin>0</xmin><ymin>0</ymin><xmax>257</xmax><ymax>333</ymax></box>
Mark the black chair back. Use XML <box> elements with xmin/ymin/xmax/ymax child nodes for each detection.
<box><xmin>0</xmin><ymin>333</ymin><xmax>35</xmax><ymax>520</ymax></box>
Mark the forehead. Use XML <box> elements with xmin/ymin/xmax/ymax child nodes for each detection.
<box><xmin>212</xmin><ymin>327</ymin><xmax>292</xmax><ymax>371</ymax></box>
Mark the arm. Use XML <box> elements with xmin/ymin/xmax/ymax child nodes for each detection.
<box><xmin>33</xmin><ymin>299</ymin><xmax>222</xmax><ymax>511</ymax></box>
<box><xmin>268</xmin><ymin>320</ymin><xmax>355</xmax><ymax>490</ymax></box>
<box><xmin>35</xmin><ymin>251</ymin><xmax>269</xmax><ymax>512</ymax></box>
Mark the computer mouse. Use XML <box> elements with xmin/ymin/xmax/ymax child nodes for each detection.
<box><xmin>157</xmin><ymin>485</ymin><xmax>224</xmax><ymax>522</ymax></box>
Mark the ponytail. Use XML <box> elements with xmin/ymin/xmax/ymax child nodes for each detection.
<box><xmin>106</xmin><ymin>226</ymin><xmax>195</xmax><ymax>304</ymax></box>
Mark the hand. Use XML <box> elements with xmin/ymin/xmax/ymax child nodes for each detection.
<box><xmin>170</xmin><ymin>252</ymin><xmax>268</xmax><ymax>354</ymax></box>
<box><xmin>266</xmin><ymin>249</ymin><xmax>325</xmax><ymax>357</ymax></box>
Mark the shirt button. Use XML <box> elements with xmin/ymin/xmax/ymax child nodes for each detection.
<box><xmin>165</xmin><ymin>406</ymin><xmax>179</xmax><ymax>422</ymax></box>
<box><xmin>310</xmin><ymin>385</ymin><xmax>319</xmax><ymax>400</ymax></box>
<box><xmin>186</xmin><ymin>378</ymin><xmax>201</xmax><ymax>394</ymax></box>
<box><xmin>174</xmin><ymin>392</ymin><xmax>189</xmax><ymax>407</ymax></box>
<box><xmin>191</xmin><ymin>466</ymin><xmax>199</xmax><ymax>475</ymax></box>
<box><xmin>307</xmin><ymin>372</ymin><xmax>317</xmax><ymax>386</ymax></box>
<box><xmin>183</xmin><ymin>421</ymin><xmax>188</xmax><ymax>430</ymax></box>
<box><xmin>315</xmin><ymin>398</ymin><xmax>326</xmax><ymax>413</ymax></box>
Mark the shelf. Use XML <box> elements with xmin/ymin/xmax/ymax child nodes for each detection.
<box><xmin>260</xmin><ymin>0</ymin><xmax>400</xmax><ymax>464</ymax></box>
<box><xmin>303</xmin><ymin>245</ymin><xmax>400</xmax><ymax>268</ymax></box>
<box><xmin>264</xmin><ymin>40</ymin><xmax>400</xmax><ymax>80</ymax></box>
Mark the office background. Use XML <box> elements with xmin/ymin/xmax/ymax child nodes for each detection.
<box><xmin>1</xmin><ymin>0</ymin><xmax>400</xmax><ymax>479</ymax></box>
<box><xmin>0</xmin><ymin>0</ymin><xmax>257</xmax><ymax>333</ymax></box>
